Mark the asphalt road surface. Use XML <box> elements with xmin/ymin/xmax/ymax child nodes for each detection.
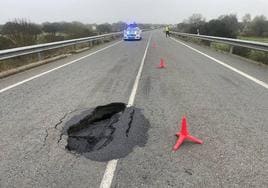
<box><xmin>0</xmin><ymin>30</ymin><xmax>267</xmax><ymax>188</ymax></box>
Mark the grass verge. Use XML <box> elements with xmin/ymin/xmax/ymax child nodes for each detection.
<box><xmin>0</xmin><ymin>37</ymin><xmax>117</xmax><ymax>75</ymax></box>
<box><xmin>173</xmin><ymin>35</ymin><xmax>268</xmax><ymax>65</ymax></box>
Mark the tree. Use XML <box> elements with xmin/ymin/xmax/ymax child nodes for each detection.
<box><xmin>42</xmin><ymin>22</ymin><xmax>62</xmax><ymax>35</ymax></box>
<box><xmin>97</xmin><ymin>23</ymin><xmax>112</xmax><ymax>34</ymax></box>
<box><xmin>249</xmin><ymin>15</ymin><xmax>268</xmax><ymax>36</ymax></box>
<box><xmin>242</xmin><ymin>14</ymin><xmax>251</xmax><ymax>24</ymax></box>
<box><xmin>176</xmin><ymin>22</ymin><xmax>190</xmax><ymax>33</ymax></box>
<box><xmin>41</xmin><ymin>22</ymin><xmax>65</xmax><ymax>42</ymax></box>
<box><xmin>204</xmin><ymin>14</ymin><xmax>239</xmax><ymax>38</ymax></box>
<box><xmin>1</xmin><ymin>19</ymin><xmax>42</xmax><ymax>46</ymax></box>
<box><xmin>111</xmin><ymin>22</ymin><xmax>127</xmax><ymax>32</ymax></box>
<box><xmin>176</xmin><ymin>14</ymin><xmax>206</xmax><ymax>34</ymax></box>
<box><xmin>241</xmin><ymin>14</ymin><xmax>252</xmax><ymax>35</ymax></box>
<box><xmin>186</xmin><ymin>14</ymin><xmax>206</xmax><ymax>34</ymax></box>
<box><xmin>187</xmin><ymin>14</ymin><xmax>205</xmax><ymax>25</ymax></box>
<box><xmin>60</xmin><ymin>22</ymin><xmax>94</xmax><ymax>39</ymax></box>
<box><xmin>219</xmin><ymin>14</ymin><xmax>239</xmax><ymax>38</ymax></box>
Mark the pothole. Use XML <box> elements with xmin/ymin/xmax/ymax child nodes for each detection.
<box><xmin>62</xmin><ymin>102</ymin><xmax>150</xmax><ymax>161</ymax></box>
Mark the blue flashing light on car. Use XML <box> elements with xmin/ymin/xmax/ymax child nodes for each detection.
<box><xmin>123</xmin><ymin>23</ymin><xmax>142</xmax><ymax>41</ymax></box>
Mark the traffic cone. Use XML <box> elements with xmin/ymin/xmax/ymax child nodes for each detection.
<box><xmin>158</xmin><ymin>58</ymin><xmax>166</xmax><ymax>68</ymax></box>
<box><xmin>173</xmin><ymin>116</ymin><xmax>203</xmax><ymax>151</ymax></box>
<box><xmin>152</xmin><ymin>42</ymin><xmax>156</xmax><ymax>48</ymax></box>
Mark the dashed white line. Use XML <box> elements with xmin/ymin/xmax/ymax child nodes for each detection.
<box><xmin>99</xmin><ymin>34</ymin><xmax>152</xmax><ymax>188</ymax></box>
<box><xmin>170</xmin><ymin>37</ymin><xmax>268</xmax><ymax>90</ymax></box>
<box><xmin>0</xmin><ymin>40</ymin><xmax>122</xmax><ymax>94</ymax></box>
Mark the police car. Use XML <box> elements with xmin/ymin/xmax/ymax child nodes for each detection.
<box><xmin>123</xmin><ymin>24</ymin><xmax>142</xmax><ymax>41</ymax></box>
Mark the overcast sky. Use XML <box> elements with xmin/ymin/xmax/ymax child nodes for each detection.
<box><xmin>1</xmin><ymin>0</ymin><xmax>268</xmax><ymax>24</ymax></box>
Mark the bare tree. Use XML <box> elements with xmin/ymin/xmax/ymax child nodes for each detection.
<box><xmin>1</xmin><ymin>19</ymin><xmax>41</xmax><ymax>47</ymax></box>
<box><xmin>242</xmin><ymin>14</ymin><xmax>251</xmax><ymax>23</ymax></box>
<box><xmin>185</xmin><ymin>14</ymin><xmax>206</xmax><ymax>34</ymax></box>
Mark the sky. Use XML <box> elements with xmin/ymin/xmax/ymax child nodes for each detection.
<box><xmin>0</xmin><ymin>0</ymin><xmax>268</xmax><ymax>24</ymax></box>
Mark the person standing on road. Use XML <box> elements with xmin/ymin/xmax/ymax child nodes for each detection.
<box><xmin>165</xmin><ymin>26</ymin><xmax>170</xmax><ymax>37</ymax></box>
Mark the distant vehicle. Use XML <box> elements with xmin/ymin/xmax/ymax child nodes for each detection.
<box><xmin>123</xmin><ymin>24</ymin><xmax>142</xmax><ymax>41</ymax></box>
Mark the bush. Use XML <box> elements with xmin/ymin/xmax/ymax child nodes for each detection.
<box><xmin>0</xmin><ymin>36</ymin><xmax>15</xmax><ymax>50</ymax></box>
<box><xmin>233</xmin><ymin>47</ymin><xmax>251</xmax><ymax>57</ymax></box>
<box><xmin>210</xmin><ymin>42</ymin><xmax>230</xmax><ymax>52</ymax></box>
<box><xmin>97</xmin><ymin>24</ymin><xmax>112</xmax><ymax>34</ymax></box>
<box><xmin>176</xmin><ymin>14</ymin><xmax>239</xmax><ymax>38</ymax></box>
<box><xmin>248</xmin><ymin>50</ymin><xmax>268</xmax><ymax>64</ymax></box>
<box><xmin>40</xmin><ymin>34</ymin><xmax>65</xmax><ymax>43</ymax></box>
<box><xmin>200</xmin><ymin>40</ymin><xmax>211</xmax><ymax>46</ymax></box>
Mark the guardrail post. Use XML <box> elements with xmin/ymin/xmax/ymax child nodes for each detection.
<box><xmin>38</xmin><ymin>52</ymin><xmax>42</xmax><ymax>61</ymax></box>
<box><xmin>89</xmin><ymin>41</ymin><xmax>93</xmax><ymax>48</ymax></box>
<box><xmin>229</xmin><ymin>46</ymin><xmax>234</xmax><ymax>54</ymax></box>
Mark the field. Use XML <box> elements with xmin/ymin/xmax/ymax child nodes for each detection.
<box><xmin>238</xmin><ymin>36</ymin><xmax>268</xmax><ymax>43</ymax></box>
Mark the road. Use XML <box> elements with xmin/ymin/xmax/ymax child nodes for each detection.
<box><xmin>0</xmin><ymin>30</ymin><xmax>267</xmax><ymax>188</ymax></box>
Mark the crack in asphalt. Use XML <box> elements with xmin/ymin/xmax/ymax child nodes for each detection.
<box><xmin>95</xmin><ymin>116</ymin><xmax>119</xmax><ymax>150</ymax></box>
<box><xmin>57</xmin><ymin>133</ymin><xmax>63</xmax><ymax>144</ymax></box>
<box><xmin>184</xmin><ymin>168</ymin><xmax>194</xmax><ymax>176</ymax></box>
<box><xmin>34</xmin><ymin>109</ymin><xmax>79</xmax><ymax>147</ymax></box>
<box><xmin>54</xmin><ymin>109</ymin><xmax>87</xmax><ymax>144</ymax></box>
<box><xmin>54</xmin><ymin>113</ymin><xmax>70</xmax><ymax>130</ymax></box>
<box><xmin>126</xmin><ymin>109</ymin><xmax>135</xmax><ymax>137</ymax></box>
<box><xmin>43</xmin><ymin>129</ymin><xmax>49</xmax><ymax>146</ymax></box>
<box><xmin>54</xmin><ymin>108</ymin><xmax>89</xmax><ymax>130</ymax></box>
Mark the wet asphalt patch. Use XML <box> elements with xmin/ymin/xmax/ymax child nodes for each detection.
<box><xmin>62</xmin><ymin>103</ymin><xmax>150</xmax><ymax>162</ymax></box>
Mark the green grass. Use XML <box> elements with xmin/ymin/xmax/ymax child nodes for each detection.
<box><xmin>210</xmin><ymin>42</ymin><xmax>230</xmax><ymax>52</ymax></box>
<box><xmin>238</xmin><ymin>36</ymin><xmax>268</xmax><ymax>43</ymax></box>
<box><xmin>0</xmin><ymin>37</ymin><xmax>115</xmax><ymax>73</ymax></box>
<box><xmin>173</xmin><ymin>35</ymin><xmax>268</xmax><ymax>65</ymax></box>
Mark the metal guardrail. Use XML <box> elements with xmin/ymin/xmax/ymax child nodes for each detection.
<box><xmin>0</xmin><ymin>32</ymin><xmax>123</xmax><ymax>61</ymax></box>
<box><xmin>170</xmin><ymin>31</ymin><xmax>268</xmax><ymax>53</ymax></box>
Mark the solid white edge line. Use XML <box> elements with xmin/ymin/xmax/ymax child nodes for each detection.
<box><xmin>170</xmin><ymin>37</ymin><xmax>268</xmax><ymax>90</ymax></box>
<box><xmin>99</xmin><ymin>34</ymin><xmax>152</xmax><ymax>188</ymax></box>
<box><xmin>0</xmin><ymin>40</ymin><xmax>122</xmax><ymax>94</ymax></box>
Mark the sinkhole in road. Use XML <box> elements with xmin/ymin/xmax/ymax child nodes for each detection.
<box><xmin>62</xmin><ymin>103</ymin><xmax>150</xmax><ymax>162</ymax></box>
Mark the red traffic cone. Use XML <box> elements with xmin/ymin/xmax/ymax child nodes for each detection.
<box><xmin>173</xmin><ymin>116</ymin><xmax>203</xmax><ymax>151</ymax></box>
<box><xmin>158</xmin><ymin>58</ymin><xmax>166</xmax><ymax>68</ymax></box>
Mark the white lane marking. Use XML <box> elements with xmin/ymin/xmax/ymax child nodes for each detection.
<box><xmin>0</xmin><ymin>41</ymin><xmax>122</xmax><ymax>94</ymax></box>
<box><xmin>99</xmin><ymin>35</ymin><xmax>152</xmax><ymax>188</ymax></box>
<box><xmin>170</xmin><ymin>37</ymin><xmax>268</xmax><ymax>90</ymax></box>
<box><xmin>127</xmin><ymin>36</ymin><xmax>152</xmax><ymax>106</ymax></box>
